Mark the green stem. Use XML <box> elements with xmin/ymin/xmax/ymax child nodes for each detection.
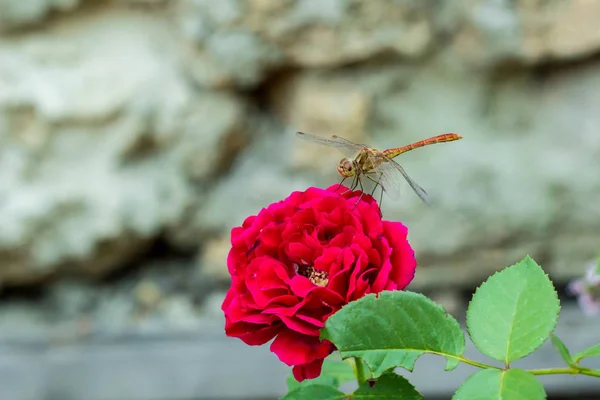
<box><xmin>439</xmin><ymin>353</ymin><xmax>600</xmax><ymax>379</ymax></box>
<box><xmin>354</xmin><ymin>357</ymin><xmax>366</xmax><ymax>383</ymax></box>
<box><xmin>448</xmin><ymin>353</ymin><xmax>600</xmax><ymax>378</ymax></box>
<box><xmin>528</xmin><ymin>368</ymin><xmax>600</xmax><ymax>378</ymax></box>
<box><xmin>388</xmin><ymin>350</ymin><xmax>600</xmax><ymax>380</ymax></box>
<box><xmin>430</xmin><ymin>352</ymin><xmax>501</xmax><ymax>370</ymax></box>
<box><xmin>453</xmin><ymin>355</ymin><xmax>502</xmax><ymax>370</ymax></box>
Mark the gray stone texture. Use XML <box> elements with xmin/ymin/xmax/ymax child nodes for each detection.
<box><xmin>1</xmin><ymin>0</ymin><xmax>599</xmax><ymax>289</ymax></box>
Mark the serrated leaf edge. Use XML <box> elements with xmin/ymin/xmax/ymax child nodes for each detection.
<box><xmin>324</xmin><ymin>291</ymin><xmax>465</xmax><ymax>377</ymax></box>
<box><xmin>573</xmin><ymin>344</ymin><xmax>600</xmax><ymax>363</ymax></box>
<box><xmin>354</xmin><ymin>372</ymin><xmax>423</xmax><ymax>399</ymax></box>
<box><xmin>465</xmin><ymin>255</ymin><xmax>561</xmax><ymax>364</ymax></box>
<box><xmin>452</xmin><ymin>368</ymin><xmax>547</xmax><ymax>400</ymax></box>
<box><xmin>550</xmin><ymin>333</ymin><xmax>576</xmax><ymax>367</ymax></box>
<box><xmin>282</xmin><ymin>384</ymin><xmax>346</xmax><ymax>400</ymax></box>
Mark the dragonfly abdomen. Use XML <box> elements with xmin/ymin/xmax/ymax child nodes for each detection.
<box><xmin>383</xmin><ymin>133</ymin><xmax>462</xmax><ymax>159</ymax></box>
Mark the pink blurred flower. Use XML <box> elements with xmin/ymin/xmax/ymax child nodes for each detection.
<box><xmin>567</xmin><ymin>261</ymin><xmax>600</xmax><ymax>317</ymax></box>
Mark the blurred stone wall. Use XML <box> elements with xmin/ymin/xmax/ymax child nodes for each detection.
<box><xmin>1</xmin><ymin>0</ymin><xmax>600</xmax><ymax>308</ymax></box>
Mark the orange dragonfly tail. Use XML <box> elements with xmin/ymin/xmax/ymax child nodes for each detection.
<box><xmin>382</xmin><ymin>133</ymin><xmax>462</xmax><ymax>159</ymax></box>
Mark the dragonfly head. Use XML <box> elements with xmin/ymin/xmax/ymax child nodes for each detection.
<box><xmin>337</xmin><ymin>158</ymin><xmax>356</xmax><ymax>178</ymax></box>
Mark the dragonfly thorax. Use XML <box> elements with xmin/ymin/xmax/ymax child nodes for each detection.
<box><xmin>337</xmin><ymin>158</ymin><xmax>357</xmax><ymax>177</ymax></box>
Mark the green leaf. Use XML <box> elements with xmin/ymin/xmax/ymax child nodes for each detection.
<box><xmin>452</xmin><ymin>369</ymin><xmax>546</xmax><ymax>400</ymax></box>
<box><xmin>549</xmin><ymin>334</ymin><xmax>575</xmax><ymax>366</ymax></box>
<box><xmin>573</xmin><ymin>344</ymin><xmax>600</xmax><ymax>363</ymax></box>
<box><xmin>286</xmin><ymin>357</ymin><xmax>356</xmax><ymax>391</ymax></box>
<box><xmin>352</xmin><ymin>372</ymin><xmax>422</xmax><ymax>399</ymax></box>
<box><xmin>321</xmin><ymin>290</ymin><xmax>465</xmax><ymax>378</ymax></box>
<box><xmin>284</xmin><ymin>373</ymin><xmax>424</xmax><ymax>400</ymax></box>
<box><xmin>466</xmin><ymin>255</ymin><xmax>560</xmax><ymax>364</ymax></box>
<box><xmin>282</xmin><ymin>384</ymin><xmax>346</xmax><ymax>400</ymax></box>
<box><xmin>286</xmin><ymin>373</ymin><xmax>339</xmax><ymax>392</ymax></box>
<box><xmin>326</xmin><ymin>358</ymin><xmax>357</xmax><ymax>382</ymax></box>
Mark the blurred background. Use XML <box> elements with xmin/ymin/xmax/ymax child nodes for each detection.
<box><xmin>0</xmin><ymin>0</ymin><xmax>599</xmax><ymax>399</ymax></box>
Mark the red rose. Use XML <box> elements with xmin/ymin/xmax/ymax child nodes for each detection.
<box><xmin>221</xmin><ymin>185</ymin><xmax>417</xmax><ymax>381</ymax></box>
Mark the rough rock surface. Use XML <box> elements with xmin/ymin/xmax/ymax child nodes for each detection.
<box><xmin>0</xmin><ymin>0</ymin><xmax>81</xmax><ymax>31</ymax></box>
<box><xmin>177</xmin><ymin>0</ymin><xmax>437</xmax><ymax>87</ymax></box>
<box><xmin>0</xmin><ymin>6</ymin><xmax>248</xmax><ymax>286</ymax></box>
<box><xmin>451</xmin><ymin>0</ymin><xmax>600</xmax><ymax>65</ymax></box>
<box><xmin>0</xmin><ymin>0</ymin><xmax>599</xmax><ymax>292</ymax></box>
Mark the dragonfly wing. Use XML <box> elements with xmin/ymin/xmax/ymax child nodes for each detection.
<box><xmin>296</xmin><ymin>131</ymin><xmax>365</xmax><ymax>158</ymax></box>
<box><xmin>374</xmin><ymin>154</ymin><xmax>431</xmax><ymax>206</ymax></box>
<box><xmin>330</xmin><ymin>135</ymin><xmax>370</xmax><ymax>148</ymax></box>
<box><xmin>367</xmin><ymin>160</ymin><xmax>403</xmax><ymax>200</ymax></box>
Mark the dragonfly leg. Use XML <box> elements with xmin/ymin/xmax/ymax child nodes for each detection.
<box><xmin>364</xmin><ymin>173</ymin><xmax>384</xmax><ymax>216</ymax></box>
<box><xmin>365</xmin><ymin>175</ymin><xmax>379</xmax><ymax>196</ymax></box>
<box><xmin>352</xmin><ymin>177</ymin><xmax>365</xmax><ymax>210</ymax></box>
<box><xmin>377</xmin><ymin>173</ymin><xmax>385</xmax><ymax>210</ymax></box>
<box><xmin>340</xmin><ymin>175</ymin><xmax>359</xmax><ymax>196</ymax></box>
<box><xmin>350</xmin><ymin>175</ymin><xmax>360</xmax><ymax>191</ymax></box>
<box><xmin>334</xmin><ymin>177</ymin><xmax>347</xmax><ymax>193</ymax></box>
<box><xmin>378</xmin><ymin>178</ymin><xmax>385</xmax><ymax>214</ymax></box>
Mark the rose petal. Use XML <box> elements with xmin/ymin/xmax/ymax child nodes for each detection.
<box><xmin>270</xmin><ymin>331</ymin><xmax>333</xmax><ymax>366</ymax></box>
<box><xmin>292</xmin><ymin>358</ymin><xmax>326</xmax><ymax>382</ymax></box>
<box><xmin>225</xmin><ymin>320</ymin><xmax>282</xmax><ymax>345</ymax></box>
<box><xmin>279</xmin><ymin>315</ymin><xmax>321</xmax><ymax>336</ymax></box>
<box><xmin>346</xmin><ymin>245</ymin><xmax>369</xmax><ymax>301</ymax></box>
<box><xmin>286</xmin><ymin>242</ymin><xmax>318</xmax><ymax>264</ymax></box>
<box><xmin>226</xmin><ymin>248</ymin><xmax>247</xmax><ymax>277</ymax></box>
<box><xmin>329</xmin><ymin>226</ymin><xmax>357</xmax><ymax>248</ymax></box>
<box><xmin>315</xmin><ymin>247</ymin><xmax>343</xmax><ymax>275</ymax></box>
<box><xmin>384</xmin><ymin>221</ymin><xmax>416</xmax><ymax>289</ymax></box>
<box><xmin>371</xmin><ymin>259</ymin><xmax>393</xmax><ymax>293</ymax></box>
<box><xmin>289</xmin><ymin>275</ymin><xmax>316</xmax><ymax>297</ymax></box>
<box><xmin>246</xmin><ymin>258</ymin><xmax>291</xmax><ymax>307</ymax></box>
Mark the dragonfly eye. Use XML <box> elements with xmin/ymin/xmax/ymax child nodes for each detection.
<box><xmin>337</xmin><ymin>159</ymin><xmax>355</xmax><ymax>177</ymax></box>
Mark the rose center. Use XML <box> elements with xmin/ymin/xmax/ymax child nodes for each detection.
<box><xmin>296</xmin><ymin>264</ymin><xmax>329</xmax><ymax>287</ymax></box>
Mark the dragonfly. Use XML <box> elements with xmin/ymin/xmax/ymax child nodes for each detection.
<box><xmin>296</xmin><ymin>131</ymin><xmax>462</xmax><ymax>207</ymax></box>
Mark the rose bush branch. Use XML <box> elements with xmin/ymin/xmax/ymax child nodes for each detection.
<box><xmin>220</xmin><ymin>185</ymin><xmax>600</xmax><ymax>400</ymax></box>
<box><xmin>369</xmin><ymin>348</ymin><xmax>600</xmax><ymax>377</ymax></box>
<box><xmin>410</xmin><ymin>353</ymin><xmax>600</xmax><ymax>378</ymax></box>
<box><xmin>290</xmin><ymin>256</ymin><xmax>600</xmax><ymax>399</ymax></box>
<box><xmin>528</xmin><ymin>368</ymin><xmax>600</xmax><ymax>378</ymax></box>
